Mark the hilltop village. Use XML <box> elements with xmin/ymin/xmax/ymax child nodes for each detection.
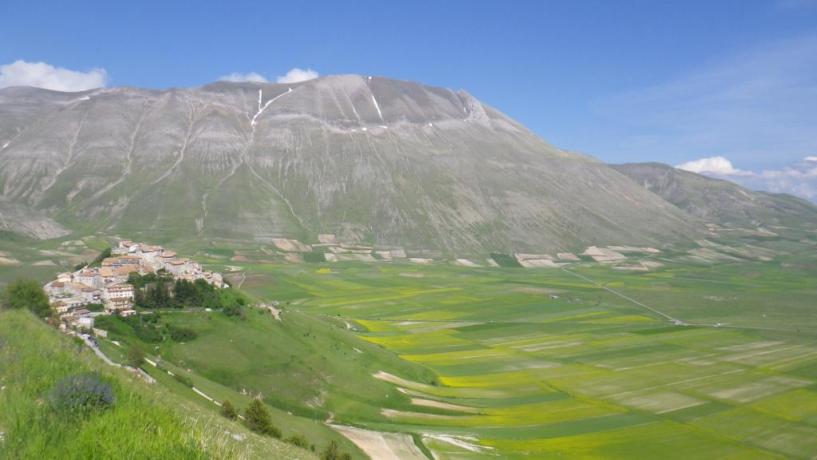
<box><xmin>44</xmin><ymin>240</ymin><xmax>224</xmax><ymax>331</ymax></box>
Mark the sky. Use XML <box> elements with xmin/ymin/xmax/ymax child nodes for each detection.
<box><xmin>2</xmin><ymin>0</ymin><xmax>817</xmax><ymax>199</ymax></box>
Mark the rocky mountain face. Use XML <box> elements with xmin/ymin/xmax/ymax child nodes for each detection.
<box><xmin>0</xmin><ymin>76</ymin><xmax>712</xmax><ymax>254</ymax></box>
<box><xmin>612</xmin><ymin>162</ymin><xmax>817</xmax><ymax>229</ymax></box>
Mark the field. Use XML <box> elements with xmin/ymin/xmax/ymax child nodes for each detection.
<box><xmin>224</xmin><ymin>256</ymin><xmax>817</xmax><ymax>459</ymax></box>
<box><xmin>4</xmin><ymin>233</ymin><xmax>817</xmax><ymax>459</ymax></box>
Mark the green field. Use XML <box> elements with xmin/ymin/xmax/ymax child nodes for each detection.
<box><xmin>4</xmin><ymin>233</ymin><xmax>817</xmax><ymax>458</ymax></box>
<box><xmin>113</xmin><ymin>252</ymin><xmax>814</xmax><ymax>459</ymax></box>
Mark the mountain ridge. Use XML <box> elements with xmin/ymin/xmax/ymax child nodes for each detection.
<box><xmin>0</xmin><ymin>76</ymin><xmax>750</xmax><ymax>254</ymax></box>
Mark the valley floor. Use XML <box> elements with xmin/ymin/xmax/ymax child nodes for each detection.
<box><xmin>5</xmin><ymin>233</ymin><xmax>817</xmax><ymax>459</ymax></box>
<box><xmin>164</xmin><ymin>254</ymin><xmax>817</xmax><ymax>459</ymax></box>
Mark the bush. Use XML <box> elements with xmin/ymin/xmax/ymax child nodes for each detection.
<box><xmin>2</xmin><ymin>279</ymin><xmax>50</xmax><ymax>317</ymax></box>
<box><xmin>321</xmin><ymin>440</ymin><xmax>352</xmax><ymax>460</ymax></box>
<box><xmin>222</xmin><ymin>304</ymin><xmax>245</xmax><ymax>319</ymax></box>
<box><xmin>48</xmin><ymin>373</ymin><xmax>115</xmax><ymax>416</ymax></box>
<box><xmin>85</xmin><ymin>303</ymin><xmax>105</xmax><ymax>312</ymax></box>
<box><xmin>286</xmin><ymin>434</ymin><xmax>310</xmax><ymax>448</ymax></box>
<box><xmin>172</xmin><ymin>372</ymin><xmax>193</xmax><ymax>388</ymax></box>
<box><xmin>220</xmin><ymin>400</ymin><xmax>237</xmax><ymax>420</ymax></box>
<box><xmin>244</xmin><ymin>398</ymin><xmax>280</xmax><ymax>438</ymax></box>
<box><xmin>90</xmin><ymin>247</ymin><xmax>112</xmax><ymax>267</ymax></box>
<box><xmin>489</xmin><ymin>252</ymin><xmax>522</xmax><ymax>268</ymax></box>
<box><xmin>167</xmin><ymin>324</ymin><xmax>197</xmax><ymax>342</ymax></box>
<box><xmin>127</xmin><ymin>345</ymin><xmax>145</xmax><ymax>368</ymax></box>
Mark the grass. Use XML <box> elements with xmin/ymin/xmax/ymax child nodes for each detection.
<box><xmin>5</xmin><ymin>230</ymin><xmax>817</xmax><ymax>458</ymax></box>
<box><xmin>0</xmin><ymin>309</ymin><xmax>316</xmax><ymax>459</ymax></box>
<box><xmin>203</xmin><ymin>257</ymin><xmax>817</xmax><ymax>459</ymax></box>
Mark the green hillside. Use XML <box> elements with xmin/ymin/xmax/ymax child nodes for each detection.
<box><xmin>0</xmin><ymin>309</ymin><xmax>316</xmax><ymax>460</ymax></box>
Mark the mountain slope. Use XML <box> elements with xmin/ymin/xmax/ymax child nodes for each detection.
<box><xmin>0</xmin><ymin>309</ymin><xmax>314</xmax><ymax>459</ymax></box>
<box><xmin>612</xmin><ymin>162</ymin><xmax>817</xmax><ymax>229</ymax></box>
<box><xmin>0</xmin><ymin>76</ymin><xmax>702</xmax><ymax>253</ymax></box>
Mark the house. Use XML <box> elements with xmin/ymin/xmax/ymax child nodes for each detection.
<box><xmin>104</xmin><ymin>283</ymin><xmax>134</xmax><ymax>303</ymax></box>
<box><xmin>44</xmin><ymin>281</ymin><xmax>66</xmax><ymax>296</ymax></box>
<box><xmin>74</xmin><ymin>268</ymin><xmax>101</xmax><ymax>288</ymax></box>
<box><xmin>77</xmin><ymin>316</ymin><xmax>94</xmax><ymax>330</ymax></box>
<box><xmin>140</xmin><ymin>245</ymin><xmax>163</xmax><ymax>263</ymax></box>
<box><xmin>105</xmin><ymin>297</ymin><xmax>133</xmax><ymax>313</ymax></box>
<box><xmin>52</xmin><ymin>301</ymin><xmax>70</xmax><ymax>314</ymax></box>
<box><xmin>100</xmin><ymin>267</ymin><xmax>129</xmax><ymax>286</ymax></box>
<box><xmin>80</xmin><ymin>287</ymin><xmax>102</xmax><ymax>304</ymax></box>
<box><xmin>165</xmin><ymin>259</ymin><xmax>189</xmax><ymax>276</ymax></box>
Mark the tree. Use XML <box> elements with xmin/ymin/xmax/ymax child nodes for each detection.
<box><xmin>2</xmin><ymin>279</ymin><xmax>50</xmax><ymax>317</ymax></box>
<box><xmin>127</xmin><ymin>345</ymin><xmax>145</xmax><ymax>368</ymax></box>
<box><xmin>244</xmin><ymin>398</ymin><xmax>280</xmax><ymax>437</ymax></box>
<box><xmin>90</xmin><ymin>247</ymin><xmax>112</xmax><ymax>267</ymax></box>
<box><xmin>220</xmin><ymin>400</ymin><xmax>237</xmax><ymax>420</ymax></box>
<box><xmin>321</xmin><ymin>441</ymin><xmax>351</xmax><ymax>460</ymax></box>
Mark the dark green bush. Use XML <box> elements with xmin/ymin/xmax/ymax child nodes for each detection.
<box><xmin>167</xmin><ymin>324</ymin><xmax>197</xmax><ymax>342</ymax></box>
<box><xmin>286</xmin><ymin>434</ymin><xmax>310</xmax><ymax>448</ymax></box>
<box><xmin>220</xmin><ymin>400</ymin><xmax>237</xmax><ymax>420</ymax></box>
<box><xmin>1</xmin><ymin>279</ymin><xmax>50</xmax><ymax>317</ymax></box>
<box><xmin>321</xmin><ymin>440</ymin><xmax>352</xmax><ymax>460</ymax></box>
<box><xmin>172</xmin><ymin>372</ymin><xmax>193</xmax><ymax>388</ymax></box>
<box><xmin>244</xmin><ymin>398</ymin><xmax>281</xmax><ymax>438</ymax></box>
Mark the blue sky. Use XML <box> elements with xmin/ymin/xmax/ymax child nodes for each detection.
<box><xmin>2</xmin><ymin>0</ymin><xmax>817</xmax><ymax>198</ymax></box>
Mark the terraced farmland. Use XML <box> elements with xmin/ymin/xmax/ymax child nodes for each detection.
<box><xmin>75</xmin><ymin>252</ymin><xmax>817</xmax><ymax>459</ymax></box>
<box><xmin>228</xmin><ymin>259</ymin><xmax>817</xmax><ymax>459</ymax></box>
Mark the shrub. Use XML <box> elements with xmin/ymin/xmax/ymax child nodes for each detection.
<box><xmin>85</xmin><ymin>303</ymin><xmax>105</xmax><ymax>312</ymax></box>
<box><xmin>286</xmin><ymin>434</ymin><xmax>310</xmax><ymax>448</ymax></box>
<box><xmin>127</xmin><ymin>345</ymin><xmax>145</xmax><ymax>368</ymax></box>
<box><xmin>222</xmin><ymin>304</ymin><xmax>245</xmax><ymax>319</ymax></box>
<box><xmin>220</xmin><ymin>400</ymin><xmax>237</xmax><ymax>420</ymax></box>
<box><xmin>1</xmin><ymin>279</ymin><xmax>50</xmax><ymax>317</ymax></box>
<box><xmin>48</xmin><ymin>373</ymin><xmax>115</xmax><ymax>416</ymax></box>
<box><xmin>167</xmin><ymin>324</ymin><xmax>197</xmax><ymax>342</ymax></box>
<box><xmin>321</xmin><ymin>440</ymin><xmax>351</xmax><ymax>460</ymax></box>
<box><xmin>90</xmin><ymin>247</ymin><xmax>112</xmax><ymax>267</ymax></box>
<box><xmin>489</xmin><ymin>252</ymin><xmax>522</xmax><ymax>268</ymax></box>
<box><xmin>171</xmin><ymin>372</ymin><xmax>193</xmax><ymax>387</ymax></box>
<box><xmin>244</xmin><ymin>398</ymin><xmax>281</xmax><ymax>438</ymax></box>
<box><xmin>302</xmin><ymin>252</ymin><xmax>326</xmax><ymax>263</ymax></box>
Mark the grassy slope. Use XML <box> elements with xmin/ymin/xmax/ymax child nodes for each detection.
<box><xmin>0</xmin><ymin>309</ymin><xmax>316</xmax><ymax>460</ymax></box>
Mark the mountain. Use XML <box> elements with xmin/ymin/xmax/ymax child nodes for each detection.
<box><xmin>0</xmin><ymin>75</ymin><xmax>702</xmax><ymax>254</ymax></box>
<box><xmin>612</xmin><ymin>162</ymin><xmax>817</xmax><ymax>229</ymax></box>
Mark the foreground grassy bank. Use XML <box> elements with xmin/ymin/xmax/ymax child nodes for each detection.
<box><xmin>0</xmin><ymin>309</ymin><xmax>316</xmax><ymax>460</ymax></box>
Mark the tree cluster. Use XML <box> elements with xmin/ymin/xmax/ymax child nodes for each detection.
<box><xmin>1</xmin><ymin>279</ymin><xmax>50</xmax><ymax>318</ymax></box>
<box><xmin>128</xmin><ymin>271</ymin><xmax>246</xmax><ymax>313</ymax></box>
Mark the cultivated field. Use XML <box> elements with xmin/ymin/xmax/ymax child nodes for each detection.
<box><xmin>224</xmin><ymin>257</ymin><xmax>817</xmax><ymax>459</ymax></box>
<box><xmin>5</xmin><ymin>233</ymin><xmax>817</xmax><ymax>459</ymax></box>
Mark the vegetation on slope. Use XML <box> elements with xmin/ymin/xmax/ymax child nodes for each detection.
<box><xmin>0</xmin><ymin>308</ymin><xmax>317</xmax><ymax>459</ymax></box>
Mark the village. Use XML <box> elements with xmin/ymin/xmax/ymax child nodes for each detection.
<box><xmin>44</xmin><ymin>240</ymin><xmax>225</xmax><ymax>333</ymax></box>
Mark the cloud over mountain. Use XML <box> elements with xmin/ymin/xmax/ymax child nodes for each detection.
<box><xmin>0</xmin><ymin>60</ymin><xmax>107</xmax><ymax>92</ymax></box>
<box><xmin>677</xmin><ymin>156</ymin><xmax>817</xmax><ymax>202</ymax></box>
<box><xmin>276</xmin><ymin>68</ymin><xmax>318</xmax><ymax>83</ymax></box>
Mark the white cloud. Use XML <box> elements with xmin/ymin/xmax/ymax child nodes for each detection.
<box><xmin>677</xmin><ymin>156</ymin><xmax>751</xmax><ymax>176</ymax></box>
<box><xmin>217</xmin><ymin>68</ymin><xmax>319</xmax><ymax>84</ymax></box>
<box><xmin>218</xmin><ymin>72</ymin><xmax>269</xmax><ymax>83</ymax></box>
<box><xmin>0</xmin><ymin>60</ymin><xmax>107</xmax><ymax>92</ymax></box>
<box><xmin>276</xmin><ymin>68</ymin><xmax>318</xmax><ymax>84</ymax></box>
<box><xmin>678</xmin><ymin>156</ymin><xmax>817</xmax><ymax>202</ymax></box>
